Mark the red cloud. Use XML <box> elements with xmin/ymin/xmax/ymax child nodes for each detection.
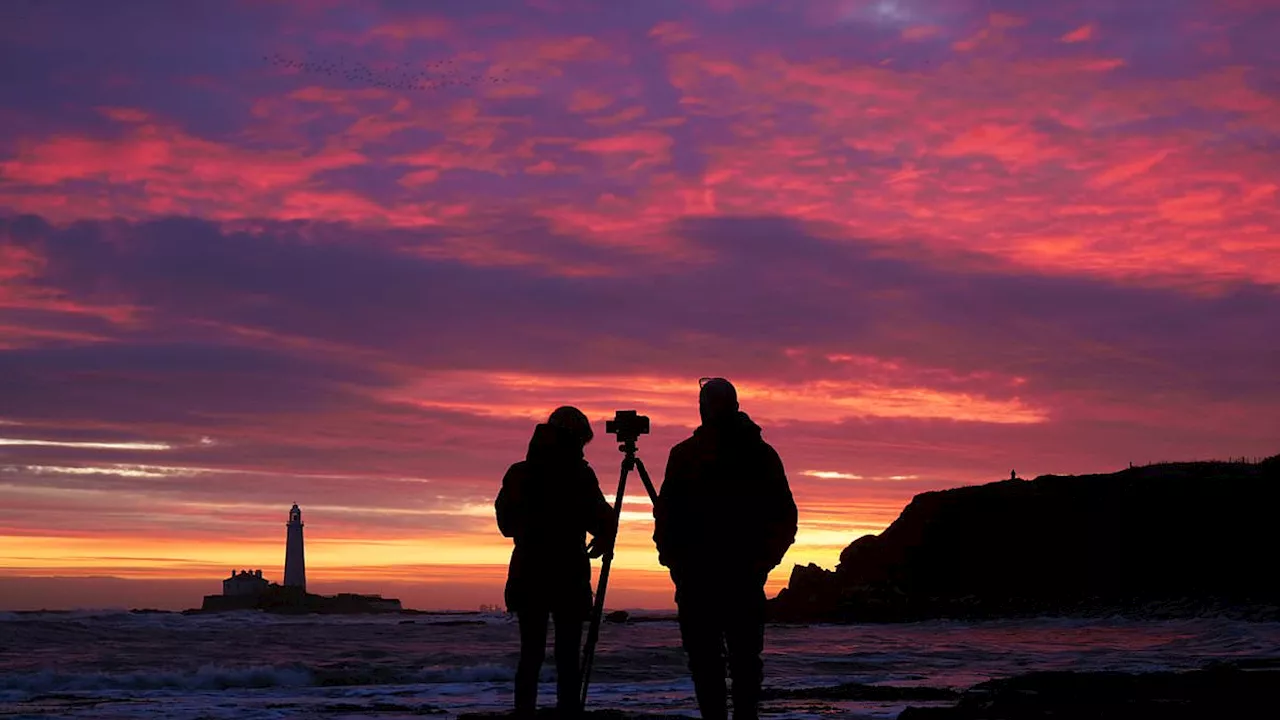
<box><xmin>524</xmin><ymin>160</ymin><xmax>558</xmax><ymax>175</ymax></box>
<box><xmin>575</xmin><ymin>130</ymin><xmax>674</xmax><ymax>169</ymax></box>
<box><xmin>533</xmin><ymin>35</ymin><xmax>612</xmax><ymax>63</ymax></box>
<box><xmin>649</xmin><ymin>20</ymin><xmax>697</xmax><ymax>45</ymax></box>
<box><xmin>365</xmin><ymin>16</ymin><xmax>454</xmax><ymax>41</ymax></box>
<box><xmin>936</xmin><ymin>122</ymin><xmax>1066</xmax><ymax>168</ymax></box>
<box><xmin>569</xmin><ymin>89</ymin><xmax>614</xmax><ymax>113</ymax></box>
<box><xmin>1061</xmin><ymin>23</ymin><xmax>1097</xmax><ymax>43</ymax></box>
<box><xmin>901</xmin><ymin>25</ymin><xmax>942</xmax><ymax>41</ymax></box>
<box><xmin>97</xmin><ymin>106</ymin><xmax>149</xmax><ymax>123</ymax></box>
<box><xmin>0</xmin><ymin>118</ymin><xmax>366</xmax><ymax>220</ymax></box>
<box><xmin>953</xmin><ymin>12</ymin><xmax>1027</xmax><ymax>51</ymax></box>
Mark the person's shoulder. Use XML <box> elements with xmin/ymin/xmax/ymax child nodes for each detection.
<box><xmin>668</xmin><ymin>434</ymin><xmax>700</xmax><ymax>457</ymax></box>
<box><xmin>737</xmin><ymin>428</ymin><xmax>780</xmax><ymax>464</ymax></box>
<box><xmin>755</xmin><ymin>434</ymin><xmax>780</xmax><ymax>453</ymax></box>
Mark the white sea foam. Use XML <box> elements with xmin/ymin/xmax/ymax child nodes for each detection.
<box><xmin>0</xmin><ymin>663</ymin><xmax>523</xmax><ymax>696</ymax></box>
<box><xmin>0</xmin><ymin>609</ymin><xmax>136</xmax><ymax>622</ymax></box>
<box><xmin>415</xmin><ymin>664</ymin><xmax>515</xmax><ymax>683</ymax></box>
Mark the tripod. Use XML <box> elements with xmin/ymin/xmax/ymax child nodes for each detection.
<box><xmin>580</xmin><ymin>435</ymin><xmax>659</xmax><ymax>709</ymax></box>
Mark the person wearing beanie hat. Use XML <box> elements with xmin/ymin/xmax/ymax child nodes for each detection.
<box><xmin>496</xmin><ymin>406</ymin><xmax>614</xmax><ymax>719</ymax></box>
<box><xmin>654</xmin><ymin>378</ymin><xmax>798</xmax><ymax>720</ymax></box>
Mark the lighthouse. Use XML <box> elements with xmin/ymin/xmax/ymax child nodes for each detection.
<box><xmin>284</xmin><ymin>503</ymin><xmax>306</xmax><ymax>591</ymax></box>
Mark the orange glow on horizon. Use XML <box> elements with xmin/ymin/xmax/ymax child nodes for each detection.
<box><xmin>385</xmin><ymin>371</ymin><xmax>1047</xmax><ymax>426</ymax></box>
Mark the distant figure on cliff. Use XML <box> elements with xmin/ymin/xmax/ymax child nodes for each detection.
<box><xmin>654</xmin><ymin>378</ymin><xmax>798</xmax><ymax>720</ymax></box>
<box><xmin>496</xmin><ymin>406</ymin><xmax>615</xmax><ymax>719</ymax></box>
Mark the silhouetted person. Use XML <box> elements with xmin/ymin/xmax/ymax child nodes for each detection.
<box><xmin>496</xmin><ymin>406</ymin><xmax>615</xmax><ymax>719</ymax></box>
<box><xmin>654</xmin><ymin>378</ymin><xmax>798</xmax><ymax>720</ymax></box>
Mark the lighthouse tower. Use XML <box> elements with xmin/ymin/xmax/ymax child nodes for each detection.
<box><xmin>284</xmin><ymin>503</ymin><xmax>306</xmax><ymax>591</ymax></box>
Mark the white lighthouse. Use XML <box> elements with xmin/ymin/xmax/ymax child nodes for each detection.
<box><xmin>284</xmin><ymin>503</ymin><xmax>306</xmax><ymax>591</ymax></box>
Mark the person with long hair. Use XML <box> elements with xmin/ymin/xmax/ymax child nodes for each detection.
<box><xmin>496</xmin><ymin>406</ymin><xmax>615</xmax><ymax>719</ymax></box>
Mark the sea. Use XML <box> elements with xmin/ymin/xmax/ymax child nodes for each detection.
<box><xmin>2</xmin><ymin>610</ymin><xmax>1279</xmax><ymax>719</ymax></box>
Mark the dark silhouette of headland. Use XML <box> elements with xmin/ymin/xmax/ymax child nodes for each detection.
<box><xmin>772</xmin><ymin>454</ymin><xmax>1280</xmax><ymax>623</ymax></box>
<box><xmin>192</xmin><ymin>504</ymin><xmax>401</xmax><ymax>614</ymax></box>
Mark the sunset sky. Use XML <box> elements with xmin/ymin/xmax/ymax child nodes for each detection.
<box><xmin>1</xmin><ymin>0</ymin><xmax>1277</xmax><ymax>611</ymax></box>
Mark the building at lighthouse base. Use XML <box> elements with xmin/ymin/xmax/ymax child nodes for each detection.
<box><xmin>197</xmin><ymin>570</ymin><xmax>402</xmax><ymax>614</ymax></box>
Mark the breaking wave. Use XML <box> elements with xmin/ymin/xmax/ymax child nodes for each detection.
<box><xmin>0</xmin><ymin>665</ymin><xmax>314</xmax><ymax>693</ymax></box>
<box><xmin>0</xmin><ymin>663</ymin><xmax>515</xmax><ymax>694</ymax></box>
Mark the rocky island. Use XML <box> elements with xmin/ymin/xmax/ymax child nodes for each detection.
<box><xmin>188</xmin><ymin>504</ymin><xmax>403</xmax><ymax>615</ymax></box>
<box><xmin>771</xmin><ymin>455</ymin><xmax>1280</xmax><ymax>623</ymax></box>
<box><xmin>193</xmin><ymin>580</ymin><xmax>402</xmax><ymax>615</ymax></box>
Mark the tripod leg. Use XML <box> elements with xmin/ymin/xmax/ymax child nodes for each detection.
<box><xmin>633</xmin><ymin>457</ymin><xmax>659</xmax><ymax>505</ymax></box>
<box><xmin>580</xmin><ymin>459</ymin><xmax>629</xmax><ymax>709</ymax></box>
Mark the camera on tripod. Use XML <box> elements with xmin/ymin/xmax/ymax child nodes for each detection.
<box><xmin>582</xmin><ymin>409</ymin><xmax>657</xmax><ymax>701</ymax></box>
<box><xmin>604</xmin><ymin>409</ymin><xmax>650</xmax><ymax>443</ymax></box>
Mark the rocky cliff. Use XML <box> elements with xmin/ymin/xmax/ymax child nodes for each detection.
<box><xmin>770</xmin><ymin>456</ymin><xmax>1280</xmax><ymax>622</ymax></box>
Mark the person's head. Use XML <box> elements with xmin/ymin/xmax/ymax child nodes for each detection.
<box><xmin>547</xmin><ymin>405</ymin><xmax>594</xmax><ymax>446</ymax></box>
<box><xmin>698</xmin><ymin>377</ymin><xmax>739</xmax><ymax>425</ymax></box>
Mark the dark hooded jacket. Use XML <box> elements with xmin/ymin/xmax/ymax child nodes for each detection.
<box><xmin>496</xmin><ymin>423</ymin><xmax>614</xmax><ymax>616</ymax></box>
<box><xmin>654</xmin><ymin>411</ymin><xmax>797</xmax><ymax>589</ymax></box>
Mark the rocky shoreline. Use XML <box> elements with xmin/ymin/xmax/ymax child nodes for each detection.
<box><xmin>456</xmin><ymin>660</ymin><xmax>1280</xmax><ymax>720</ymax></box>
<box><xmin>898</xmin><ymin>660</ymin><xmax>1280</xmax><ymax>719</ymax></box>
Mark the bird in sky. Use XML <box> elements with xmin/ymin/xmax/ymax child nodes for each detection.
<box><xmin>261</xmin><ymin>52</ymin><xmax>520</xmax><ymax>92</ymax></box>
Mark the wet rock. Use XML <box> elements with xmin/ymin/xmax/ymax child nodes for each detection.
<box><xmin>460</xmin><ymin>707</ymin><xmax>696</xmax><ymax>712</ymax></box>
<box><xmin>897</xmin><ymin>664</ymin><xmax>1280</xmax><ymax>719</ymax></box>
<box><xmin>761</xmin><ymin>682</ymin><xmax>958</xmax><ymax>702</ymax></box>
<box><xmin>319</xmin><ymin>701</ymin><xmax>444</xmax><ymax>714</ymax></box>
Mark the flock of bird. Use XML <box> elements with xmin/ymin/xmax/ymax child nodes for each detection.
<box><xmin>261</xmin><ymin>53</ymin><xmax>528</xmax><ymax>92</ymax></box>
<box><xmin>8</xmin><ymin>0</ymin><xmax>41</xmax><ymax>22</ymax></box>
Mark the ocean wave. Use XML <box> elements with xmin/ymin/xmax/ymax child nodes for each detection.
<box><xmin>0</xmin><ymin>609</ymin><xmax>139</xmax><ymax>623</ymax></box>
<box><xmin>0</xmin><ymin>664</ymin><xmax>314</xmax><ymax>693</ymax></box>
<box><xmin>311</xmin><ymin>663</ymin><xmax>515</xmax><ymax>687</ymax></box>
<box><xmin>0</xmin><ymin>662</ymin><xmax>516</xmax><ymax>695</ymax></box>
<box><xmin>418</xmin><ymin>664</ymin><xmax>515</xmax><ymax>684</ymax></box>
<box><xmin>0</xmin><ymin>609</ymin><xmax>515</xmax><ymax>629</ymax></box>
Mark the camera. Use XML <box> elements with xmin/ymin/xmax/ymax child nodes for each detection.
<box><xmin>605</xmin><ymin>409</ymin><xmax>650</xmax><ymax>443</ymax></box>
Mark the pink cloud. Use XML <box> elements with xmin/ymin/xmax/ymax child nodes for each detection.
<box><xmin>0</xmin><ymin>118</ymin><xmax>367</xmax><ymax>221</ymax></box>
<box><xmin>649</xmin><ymin>21</ymin><xmax>697</xmax><ymax>46</ymax></box>
<box><xmin>569</xmin><ymin>89</ymin><xmax>614</xmax><ymax>113</ymax></box>
<box><xmin>953</xmin><ymin>12</ymin><xmax>1027</xmax><ymax>52</ymax></box>
<box><xmin>399</xmin><ymin>169</ymin><xmax>441</xmax><ymax>186</ymax></box>
<box><xmin>1061</xmin><ymin>23</ymin><xmax>1097</xmax><ymax>43</ymax></box>
<box><xmin>365</xmin><ymin>16</ymin><xmax>454</xmax><ymax>41</ymax></box>
<box><xmin>902</xmin><ymin>25</ymin><xmax>942</xmax><ymax>41</ymax></box>
<box><xmin>97</xmin><ymin>106</ymin><xmax>149</xmax><ymax>123</ymax></box>
<box><xmin>575</xmin><ymin>130</ymin><xmax>674</xmax><ymax>170</ymax></box>
<box><xmin>532</xmin><ymin>35</ymin><xmax>612</xmax><ymax>63</ymax></box>
<box><xmin>524</xmin><ymin>160</ymin><xmax>558</xmax><ymax>175</ymax></box>
<box><xmin>936</xmin><ymin>122</ymin><xmax>1066</xmax><ymax>168</ymax></box>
